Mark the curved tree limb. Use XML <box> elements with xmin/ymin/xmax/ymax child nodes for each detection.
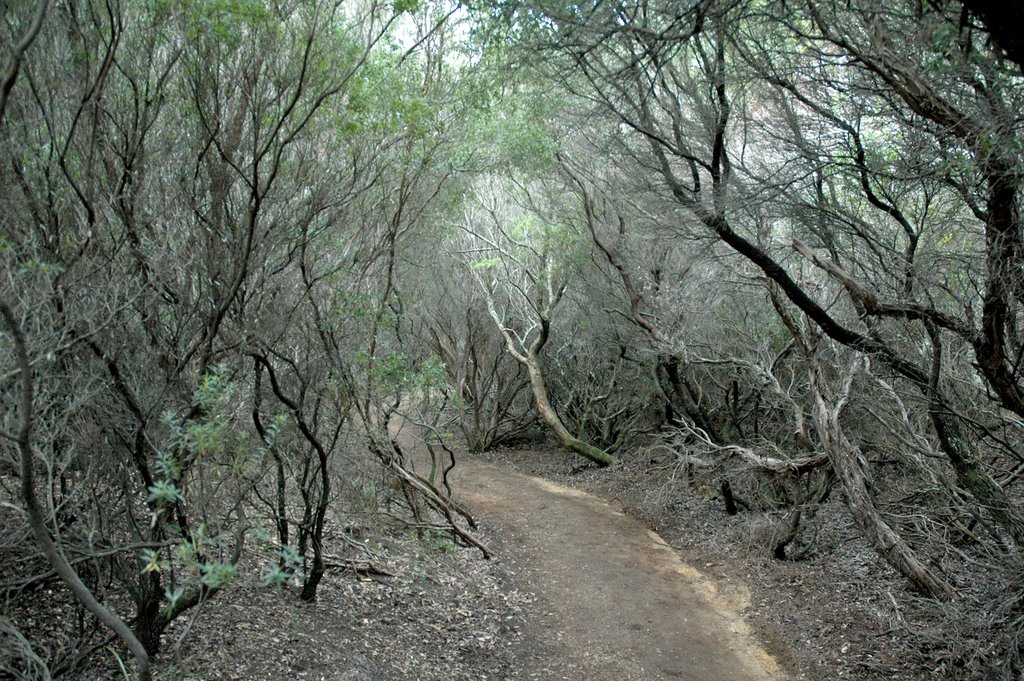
<box><xmin>0</xmin><ymin>299</ymin><xmax>151</xmax><ymax>680</ymax></box>
<box><xmin>0</xmin><ymin>0</ymin><xmax>49</xmax><ymax>121</ymax></box>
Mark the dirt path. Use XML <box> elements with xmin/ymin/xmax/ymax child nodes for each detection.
<box><xmin>452</xmin><ymin>460</ymin><xmax>789</xmax><ymax>681</ymax></box>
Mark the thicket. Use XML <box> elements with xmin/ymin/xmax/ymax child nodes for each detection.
<box><xmin>3</xmin><ymin>0</ymin><xmax>1024</xmax><ymax>678</ymax></box>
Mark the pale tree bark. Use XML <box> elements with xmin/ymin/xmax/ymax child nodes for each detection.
<box><xmin>485</xmin><ymin>291</ymin><xmax>617</xmax><ymax>467</ymax></box>
<box><xmin>791</xmin><ymin>239</ymin><xmax>1024</xmax><ymax>547</ymax></box>
<box><xmin>459</xmin><ymin>176</ymin><xmax>617</xmax><ymax>466</ymax></box>
<box><xmin>772</xmin><ymin>295</ymin><xmax>957</xmax><ymax>600</ymax></box>
<box><xmin>806</xmin><ymin>356</ymin><xmax>955</xmax><ymax>600</ymax></box>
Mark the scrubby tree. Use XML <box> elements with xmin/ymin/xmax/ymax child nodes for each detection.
<box><xmin>1</xmin><ymin>0</ymin><xmax>486</xmax><ymax>675</ymax></box>
<box><xmin>467</xmin><ymin>8</ymin><xmax>1024</xmax><ymax>674</ymax></box>
<box><xmin>455</xmin><ymin>174</ymin><xmax>617</xmax><ymax>465</ymax></box>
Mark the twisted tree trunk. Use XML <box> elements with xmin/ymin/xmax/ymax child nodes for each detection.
<box><xmin>808</xmin><ymin>358</ymin><xmax>955</xmax><ymax>600</ymax></box>
<box><xmin>523</xmin><ymin>351</ymin><xmax>617</xmax><ymax>466</ymax></box>
<box><xmin>1</xmin><ymin>301</ymin><xmax>153</xmax><ymax>678</ymax></box>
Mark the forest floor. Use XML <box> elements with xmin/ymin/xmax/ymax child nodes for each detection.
<box><xmin>478</xmin><ymin>443</ymin><xmax>1004</xmax><ymax>681</ymax></box>
<box><xmin>450</xmin><ymin>458</ymin><xmax>788</xmax><ymax>681</ymax></box>
<box><xmin>39</xmin><ymin>436</ymin><xmax>994</xmax><ymax>679</ymax></box>
<box><xmin>152</xmin><ymin>436</ymin><xmax>793</xmax><ymax>680</ymax></box>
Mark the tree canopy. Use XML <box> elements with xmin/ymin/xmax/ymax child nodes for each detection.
<box><xmin>3</xmin><ymin>0</ymin><xmax>1024</xmax><ymax>678</ymax></box>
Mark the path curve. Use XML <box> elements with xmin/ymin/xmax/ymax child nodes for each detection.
<box><xmin>452</xmin><ymin>460</ymin><xmax>788</xmax><ymax>681</ymax></box>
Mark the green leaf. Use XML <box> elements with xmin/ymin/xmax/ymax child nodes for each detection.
<box><xmin>147</xmin><ymin>480</ymin><xmax>184</xmax><ymax>506</ymax></box>
<box><xmin>140</xmin><ymin>549</ymin><xmax>165</xmax><ymax>574</ymax></box>
<box><xmin>200</xmin><ymin>561</ymin><xmax>237</xmax><ymax>588</ymax></box>
<box><xmin>471</xmin><ymin>257</ymin><xmax>502</xmax><ymax>270</ymax></box>
<box><xmin>393</xmin><ymin>0</ymin><xmax>420</xmax><ymax>14</ymax></box>
<box><xmin>164</xmin><ymin>587</ymin><xmax>185</xmax><ymax>617</ymax></box>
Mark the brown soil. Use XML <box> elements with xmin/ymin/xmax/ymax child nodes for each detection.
<box><xmin>24</xmin><ymin>432</ymin><xmax>1005</xmax><ymax>679</ymax></box>
<box><xmin>452</xmin><ymin>460</ymin><xmax>790</xmax><ymax>681</ymax></box>
<box><xmin>142</xmin><ymin>443</ymin><xmax>796</xmax><ymax>680</ymax></box>
<box><xmin>478</xmin><ymin>443</ymin><xmax>1022</xmax><ymax>681</ymax></box>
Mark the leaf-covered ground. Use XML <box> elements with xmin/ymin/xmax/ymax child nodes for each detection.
<box><xmin>153</xmin><ymin>541</ymin><xmax>529</xmax><ymax>681</ymax></box>
<box><xmin>484</xmin><ymin>444</ymin><xmax>1019</xmax><ymax>681</ymax></box>
<box><xmin>12</xmin><ymin>438</ymin><xmax>1018</xmax><ymax>680</ymax></box>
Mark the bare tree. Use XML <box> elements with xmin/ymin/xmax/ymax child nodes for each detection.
<box><xmin>456</xmin><ymin>174</ymin><xmax>617</xmax><ymax>465</ymax></box>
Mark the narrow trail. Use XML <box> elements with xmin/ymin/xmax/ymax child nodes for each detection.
<box><xmin>451</xmin><ymin>460</ymin><xmax>789</xmax><ymax>681</ymax></box>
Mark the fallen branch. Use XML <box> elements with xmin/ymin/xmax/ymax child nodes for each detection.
<box><xmin>386</xmin><ymin>456</ymin><xmax>492</xmax><ymax>559</ymax></box>
<box><xmin>263</xmin><ymin>539</ymin><xmax>392</xmax><ymax>577</ymax></box>
<box><xmin>670</xmin><ymin>421</ymin><xmax>828</xmax><ymax>474</ymax></box>
<box><xmin>323</xmin><ymin>559</ymin><xmax>396</xmax><ymax>578</ymax></box>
